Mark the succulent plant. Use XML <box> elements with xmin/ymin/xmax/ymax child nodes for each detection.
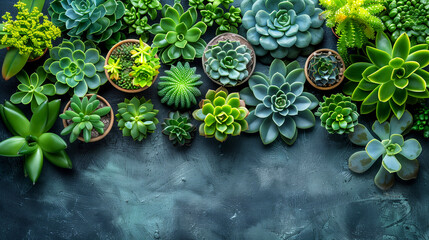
<box><xmin>48</xmin><ymin>0</ymin><xmax>125</xmax><ymax>44</ymax></box>
<box><xmin>116</xmin><ymin>97</ymin><xmax>159</xmax><ymax>141</ymax></box>
<box><xmin>149</xmin><ymin>3</ymin><xmax>208</xmax><ymax>64</ymax></box>
<box><xmin>104</xmin><ymin>58</ymin><xmax>122</xmax><ymax>80</ymax></box>
<box><xmin>308</xmin><ymin>51</ymin><xmax>342</xmax><ymax>87</ymax></box>
<box><xmin>190</xmin><ymin>0</ymin><xmax>206</xmax><ymax>10</ymax></box>
<box><xmin>0</xmin><ymin>100</ymin><xmax>71</xmax><ymax>184</ymax></box>
<box><xmin>10</xmin><ymin>67</ymin><xmax>56</xmax><ymax>112</ymax></box>
<box><xmin>204</xmin><ymin>40</ymin><xmax>252</xmax><ymax>86</ymax></box>
<box><xmin>162</xmin><ymin>111</ymin><xmax>196</xmax><ymax>146</ymax></box>
<box><xmin>411</xmin><ymin>102</ymin><xmax>429</xmax><ymax>138</ymax></box>
<box><xmin>344</xmin><ymin>32</ymin><xmax>429</xmax><ymax>123</ymax></box>
<box><xmin>122</xmin><ymin>0</ymin><xmax>162</xmax><ymax>42</ymax></box>
<box><xmin>348</xmin><ymin>110</ymin><xmax>421</xmax><ymax>190</ymax></box>
<box><xmin>315</xmin><ymin>94</ymin><xmax>359</xmax><ymax>135</ymax></box>
<box><xmin>241</xmin><ymin>0</ymin><xmax>325</xmax><ymax>60</ymax></box>
<box><xmin>43</xmin><ymin>39</ymin><xmax>107</xmax><ymax>97</ymax></box>
<box><xmin>129</xmin><ymin>40</ymin><xmax>160</xmax><ymax>88</ymax></box>
<box><xmin>124</xmin><ymin>0</ymin><xmax>162</xmax><ymax>20</ymax></box>
<box><xmin>60</xmin><ymin>95</ymin><xmax>111</xmax><ymax>143</ymax></box>
<box><xmin>158</xmin><ymin>62</ymin><xmax>203</xmax><ymax>109</ymax></box>
<box><xmin>193</xmin><ymin>88</ymin><xmax>249</xmax><ymax>142</ymax></box>
<box><xmin>215</xmin><ymin>6</ymin><xmax>242</xmax><ymax>34</ymax></box>
<box><xmin>201</xmin><ymin>4</ymin><xmax>219</xmax><ymax>26</ymax></box>
<box><xmin>240</xmin><ymin>59</ymin><xmax>319</xmax><ymax>145</ymax></box>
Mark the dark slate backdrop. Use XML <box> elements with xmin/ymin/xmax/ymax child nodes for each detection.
<box><xmin>1</xmin><ymin>0</ymin><xmax>429</xmax><ymax>239</ymax></box>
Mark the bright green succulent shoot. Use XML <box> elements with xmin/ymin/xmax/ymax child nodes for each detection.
<box><xmin>240</xmin><ymin>59</ymin><xmax>319</xmax><ymax>145</ymax></box>
<box><xmin>60</xmin><ymin>95</ymin><xmax>111</xmax><ymax>143</ymax></box>
<box><xmin>344</xmin><ymin>32</ymin><xmax>429</xmax><ymax>123</ymax></box>
<box><xmin>162</xmin><ymin>111</ymin><xmax>196</xmax><ymax>146</ymax></box>
<box><xmin>189</xmin><ymin>0</ymin><xmax>206</xmax><ymax>9</ymax></box>
<box><xmin>158</xmin><ymin>62</ymin><xmax>203</xmax><ymax>109</ymax></box>
<box><xmin>10</xmin><ymin>67</ymin><xmax>56</xmax><ymax>112</ymax></box>
<box><xmin>308</xmin><ymin>52</ymin><xmax>341</xmax><ymax>87</ymax></box>
<box><xmin>123</xmin><ymin>8</ymin><xmax>151</xmax><ymax>42</ymax></box>
<box><xmin>315</xmin><ymin>93</ymin><xmax>359</xmax><ymax>135</ymax></box>
<box><xmin>128</xmin><ymin>39</ymin><xmax>160</xmax><ymax>88</ymax></box>
<box><xmin>201</xmin><ymin>4</ymin><xmax>219</xmax><ymax>27</ymax></box>
<box><xmin>116</xmin><ymin>97</ymin><xmax>159</xmax><ymax>141</ymax></box>
<box><xmin>129</xmin><ymin>63</ymin><xmax>159</xmax><ymax>88</ymax></box>
<box><xmin>348</xmin><ymin>110</ymin><xmax>421</xmax><ymax>190</ymax></box>
<box><xmin>411</xmin><ymin>102</ymin><xmax>429</xmax><ymax>138</ymax></box>
<box><xmin>104</xmin><ymin>58</ymin><xmax>122</xmax><ymax>80</ymax></box>
<box><xmin>214</xmin><ymin>6</ymin><xmax>241</xmax><ymax>34</ymax></box>
<box><xmin>205</xmin><ymin>40</ymin><xmax>252</xmax><ymax>86</ymax></box>
<box><xmin>193</xmin><ymin>87</ymin><xmax>249</xmax><ymax>142</ymax></box>
<box><xmin>149</xmin><ymin>3</ymin><xmax>208</xmax><ymax>64</ymax></box>
<box><xmin>0</xmin><ymin>100</ymin><xmax>72</xmax><ymax>184</ymax></box>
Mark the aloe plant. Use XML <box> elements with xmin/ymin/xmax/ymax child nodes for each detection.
<box><xmin>344</xmin><ymin>32</ymin><xmax>429</xmax><ymax>123</ymax></box>
<box><xmin>308</xmin><ymin>51</ymin><xmax>342</xmax><ymax>88</ymax></box>
<box><xmin>0</xmin><ymin>100</ymin><xmax>71</xmax><ymax>184</ymax></box>
<box><xmin>348</xmin><ymin>111</ymin><xmax>421</xmax><ymax>190</ymax></box>
<box><xmin>162</xmin><ymin>111</ymin><xmax>196</xmax><ymax>146</ymax></box>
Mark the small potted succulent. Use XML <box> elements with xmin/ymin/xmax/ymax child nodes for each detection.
<box><xmin>105</xmin><ymin>38</ymin><xmax>160</xmax><ymax>93</ymax></box>
<box><xmin>202</xmin><ymin>33</ymin><xmax>255</xmax><ymax>87</ymax></box>
<box><xmin>304</xmin><ymin>49</ymin><xmax>345</xmax><ymax>90</ymax></box>
<box><xmin>60</xmin><ymin>95</ymin><xmax>114</xmax><ymax>143</ymax></box>
<box><xmin>162</xmin><ymin>111</ymin><xmax>196</xmax><ymax>146</ymax></box>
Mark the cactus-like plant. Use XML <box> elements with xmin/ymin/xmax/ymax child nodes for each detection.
<box><xmin>308</xmin><ymin>52</ymin><xmax>342</xmax><ymax>87</ymax></box>
<box><xmin>204</xmin><ymin>40</ymin><xmax>252</xmax><ymax>86</ymax></box>
<box><xmin>162</xmin><ymin>111</ymin><xmax>196</xmax><ymax>146</ymax></box>
<box><xmin>411</xmin><ymin>102</ymin><xmax>429</xmax><ymax>138</ymax></box>
<box><xmin>240</xmin><ymin>59</ymin><xmax>319</xmax><ymax>145</ymax></box>
<box><xmin>241</xmin><ymin>0</ymin><xmax>325</xmax><ymax>60</ymax></box>
<box><xmin>116</xmin><ymin>97</ymin><xmax>159</xmax><ymax>141</ymax></box>
<box><xmin>43</xmin><ymin>39</ymin><xmax>107</xmax><ymax>97</ymax></box>
<box><xmin>10</xmin><ymin>67</ymin><xmax>56</xmax><ymax>111</ymax></box>
<box><xmin>315</xmin><ymin>94</ymin><xmax>359</xmax><ymax>134</ymax></box>
<box><xmin>348</xmin><ymin>111</ymin><xmax>421</xmax><ymax>190</ymax></box>
<box><xmin>193</xmin><ymin>88</ymin><xmax>249</xmax><ymax>142</ymax></box>
<box><xmin>60</xmin><ymin>95</ymin><xmax>112</xmax><ymax>143</ymax></box>
<box><xmin>158</xmin><ymin>62</ymin><xmax>203</xmax><ymax>109</ymax></box>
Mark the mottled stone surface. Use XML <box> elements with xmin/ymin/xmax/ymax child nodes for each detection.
<box><xmin>0</xmin><ymin>0</ymin><xmax>429</xmax><ymax>239</ymax></box>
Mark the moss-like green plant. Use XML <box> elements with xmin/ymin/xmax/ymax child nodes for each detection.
<box><xmin>162</xmin><ymin>111</ymin><xmax>196</xmax><ymax>146</ymax></box>
<box><xmin>193</xmin><ymin>88</ymin><xmax>249</xmax><ymax>142</ymax></box>
<box><xmin>308</xmin><ymin>52</ymin><xmax>342</xmax><ymax>88</ymax></box>
<box><xmin>411</xmin><ymin>102</ymin><xmax>429</xmax><ymax>138</ymax></box>
<box><xmin>116</xmin><ymin>97</ymin><xmax>159</xmax><ymax>141</ymax></box>
<box><xmin>158</xmin><ymin>62</ymin><xmax>203</xmax><ymax>109</ymax></box>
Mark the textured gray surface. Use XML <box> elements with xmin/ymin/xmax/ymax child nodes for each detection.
<box><xmin>0</xmin><ymin>0</ymin><xmax>429</xmax><ymax>239</ymax></box>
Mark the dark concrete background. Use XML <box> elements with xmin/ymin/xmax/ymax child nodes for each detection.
<box><xmin>1</xmin><ymin>0</ymin><xmax>429</xmax><ymax>239</ymax></box>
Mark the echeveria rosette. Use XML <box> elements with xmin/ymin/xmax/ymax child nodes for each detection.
<box><xmin>162</xmin><ymin>111</ymin><xmax>196</xmax><ymax>146</ymax></box>
<box><xmin>344</xmin><ymin>32</ymin><xmax>429</xmax><ymax>123</ymax></box>
<box><xmin>43</xmin><ymin>39</ymin><xmax>107</xmax><ymax>97</ymax></box>
<box><xmin>241</xmin><ymin>0</ymin><xmax>325</xmax><ymax>60</ymax></box>
<box><xmin>348</xmin><ymin>111</ymin><xmax>421</xmax><ymax>190</ymax></box>
<box><xmin>309</xmin><ymin>53</ymin><xmax>341</xmax><ymax>87</ymax></box>
<box><xmin>240</xmin><ymin>59</ymin><xmax>318</xmax><ymax>145</ymax></box>
<box><xmin>49</xmin><ymin>0</ymin><xmax>125</xmax><ymax>44</ymax></box>
<box><xmin>150</xmin><ymin>3</ymin><xmax>208</xmax><ymax>64</ymax></box>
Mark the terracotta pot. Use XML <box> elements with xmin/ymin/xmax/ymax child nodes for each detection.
<box><xmin>304</xmin><ymin>48</ymin><xmax>345</xmax><ymax>91</ymax></box>
<box><xmin>105</xmin><ymin>39</ymin><xmax>159</xmax><ymax>93</ymax></box>
<box><xmin>6</xmin><ymin>47</ymin><xmax>47</xmax><ymax>62</ymax></box>
<box><xmin>202</xmin><ymin>33</ymin><xmax>256</xmax><ymax>87</ymax></box>
<box><xmin>62</xmin><ymin>94</ymin><xmax>114</xmax><ymax>143</ymax></box>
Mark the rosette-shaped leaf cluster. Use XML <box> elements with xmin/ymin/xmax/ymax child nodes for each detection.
<box><xmin>315</xmin><ymin>94</ymin><xmax>359</xmax><ymax>134</ymax></box>
<box><xmin>240</xmin><ymin>59</ymin><xmax>318</xmax><ymax>145</ymax></box>
<box><xmin>348</xmin><ymin>111</ymin><xmax>421</xmax><ymax>190</ymax></box>
<box><xmin>48</xmin><ymin>0</ymin><xmax>125</xmax><ymax>44</ymax></box>
<box><xmin>344</xmin><ymin>32</ymin><xmax>429</xmax><ymax>123</ymax></box>
<box><xmin>411</xmin><ymin>103</ymin><xmax>429</xmax><ymax>138</ymax></box>
<box><xmin>44</xmin><ymin>39</ymin><xmax>107</xmax><ymax>97</ymax></box>
<box><xmin>122</xmin><ymin>0</ymin><xmax>162</xmax><ymax>41</ymax></box>
<box><xmin>241</xmin><ymin>0</ymin><xmax>324</xmax><ymax>60</ymax></box>
<box><xmin>193</xmin><ymin>88</ymin><xmax>249</xmax><ymax>142</ymax></box>
<box><xmin>205</xmin><ymin>40</ymin><xmax>252</xmax><ymax>86</ymax></box>
<box><xmin>116</xmin><ymin>97</ymin><xmax>159</xmax><ymax>141</ymax></box>
<box><xmin>158</xmin><ymin>62</ymin><xmax>203</xmax><ymax>109</ymax></box>
<box><xmin>162</xmin><ymin>111</ymin><xmax>196</xmax><ymax>146</ymax></box>
<box><xmin>308</xmin><ymin>53</ymin><xmax>341</xmax><ymax>87</ymax></box>
<box><xmin>150</xmin><ymin>3</ymin><xmax>207</xmax><ymax>64</ymax></box>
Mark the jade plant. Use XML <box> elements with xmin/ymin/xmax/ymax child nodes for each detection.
<box><xmin>411</xmin><ymin>102</ymin><xmax>429</xmax><ymax>138</ymax></box>
<box><xmin>193</xmin><ymin>88</ymin><xmax>249</xmax><ymax>142</ymax></box>
<box><xmin>116</xmin><ymin>97</ymin><xmax>159</xmax><ymax>141</ymax></box>
<box><xmin>162</xmin><ymin>111</ymin><xmax>196</xmax><ymax>146</ymax></box>
<box><xmin>307</xmin><ymin>51</ymin><xmax>342</xmax><ymax>88</ymax></box>
<box><xmin>240</xmin><ymin>59</ymin><xmax>319</xmax><ymax>145</ymax></box>
<box><xmin>158</xmin><ymin>62</ymin><xmax>203</xmax><ymax>109</ymax></box>
<box><xmin>0</xmin><ymin>1</ymin><xmax>61</xmax><ymax>80</ymax></box>
<box><xmin>0</xmin><ymin>100</ymin><xmax>72</xmax><ymax>184</ymax></box>
<box><xmin>43</xmin><ymin>39</ymin><xmax>107</xmax><ymax>97</ymax></box>
<box><xmin>241</xmin><ymin>0</ymin><xmax>325</xmax><ymax>61</ymax></box>
<box><xmin>10</xmin><ymin>67</ymin><xmax>56</xmax><ymax>112</ymax></box>
<box><xmin>194</xmin><ymin>0</ymin><xmax>242</xmax><ymax>35</ymax></box>
<box><xmin>315</xmin><ymin>94</ymin><xmax>359</xmax><ymax>135</ymax></box>
<box><xmin>204</xmin><ymin>40</ymin><xmax>252</xmax><ymax>86</ymax></box>
<box><xmin>60</xmin><ymin>95</ymin><xmax>111</xmax><ymax>143</ymax></box>
<box><xmin>48</xmin><ymin>0</ymin><xmax>125</xmax><ymax>44</ymax></box>
<box><xmin>150</xmin><ymin>3</ymin><xmax>208</xmax><ymax>64</ymax></box>
<box><xmin>348</xmin><ymin>111</ymin><xmax>421</xmax><ymax>190</ymax></box>
<box><xmin>344</xmin><ymin>32</ymin><xmax>429</xmax><ymax>123</ymax></box>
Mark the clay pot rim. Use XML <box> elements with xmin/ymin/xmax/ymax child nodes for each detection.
<box><xmin>202</xmin><ymin>33</ymin><xmax>257</xmax><ymax>88</ymax></box>
<box><xmin>104</xmin><ymin>39</ymin><xmax>159</xmax><ymax>93</ymax></box>
<box><xmin>304</xmin><ymin>48</ymin><xmax>345</xmax><ymax>91</ymax></box>
<box><xmin>62</xmin><ymin>94</ymin><xmax>114</xmax><ymax>143</ymax></box>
